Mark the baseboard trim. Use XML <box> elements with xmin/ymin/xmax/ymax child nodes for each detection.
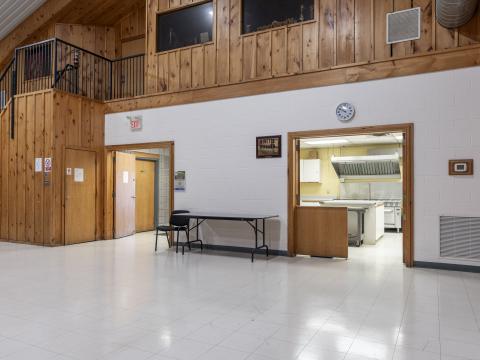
<box><xmin>414</xmin><ymin>261</ymin><xmax>480</xmax><ymax>273</ymax></box>
<box><xmin>173</xmin><ymin>242</ymin><xmax>289</xmax><ymax>257</ymax></box>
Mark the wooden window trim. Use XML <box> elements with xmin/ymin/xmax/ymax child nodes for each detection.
<box><xmin>155</xmin><ymin>0</ymin><xmax>216</xmax><ymax>55</ymax></box>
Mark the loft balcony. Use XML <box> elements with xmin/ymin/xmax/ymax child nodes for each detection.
<box><xmin>0</xmin><ymin>38</ymin><xmax>145</xmax><ymax>113</ymax></box>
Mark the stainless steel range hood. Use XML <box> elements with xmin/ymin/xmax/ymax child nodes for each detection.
<box><xmin>331</xmin><ymin>153</ymin><xmax>401</xmax><ymax>179</ymax></box>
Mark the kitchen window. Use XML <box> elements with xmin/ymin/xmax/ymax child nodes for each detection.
<box><xmin>156</xmin><ymin>2</ymin><xmax>214</xmax><ymax>53</ymax></box>
<box><xmin>242</xmin><ymin>0</ymin><xmax>315</xmax><ymax>34</ymax></box>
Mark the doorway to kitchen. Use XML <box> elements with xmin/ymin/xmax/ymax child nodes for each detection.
<box><xmin>288</xmin><ymin>124</ymin><xmax>414</xmax><ymax>267</ymax></box>
<box><xmin>104</xmin><ymin>142</ymin><xmax>174</xmax><ymax>240</ymax></box>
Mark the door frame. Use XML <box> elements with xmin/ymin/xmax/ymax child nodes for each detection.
<box><xmin>104</xmin><ymin>141</ymin><xmax>175</xmax><ymax>240</ymax></box>
<box><xmin>287</xmin><ymin>123</ymin><xmax>414</xmax><ymax>267</ymax></box>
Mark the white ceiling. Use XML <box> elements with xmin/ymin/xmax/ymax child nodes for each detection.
<box><xmin>0</xmin><ymin>0</ymin><xmax>47</xmax><ymax>41</ymax></box>
<box><xmin>301</xmin><ymin>133</ymin><xmax>404</xmax><ymax>148</ymax></box>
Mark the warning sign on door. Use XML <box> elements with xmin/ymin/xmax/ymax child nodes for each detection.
<box><xmin>44</xmin><ymin>158</ymin><xmax>52</xmax><ymax>173</ymax></box>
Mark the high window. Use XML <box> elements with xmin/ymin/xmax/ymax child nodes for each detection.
<box><xmin>156</xmin><ymin>2</ymin><xmax>214</xmax><ymax>52</ymax></box>
<box><xmin>242</xmin><ymin>0</ymin><xmax>315</xmax><ymax>34</ymax></box>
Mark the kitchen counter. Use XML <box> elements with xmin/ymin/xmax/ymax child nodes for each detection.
<box><xmin>321</xmin><ymin>200</ymin><xmax>384</xmax><ymax>208</ymax></box>
<box><xmin>302</xmin><ymin>199</ymin><xmax>385</xmax><ymax>245</ymax></box>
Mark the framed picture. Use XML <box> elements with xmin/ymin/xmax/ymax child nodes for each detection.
<box><xmin>256</xmin><ymin>135</ymin><xmax>282</xmax><ymax>158</ymax></box>
<box><xmin>449</xmin><ymin>159</ymin><xmax>473</xmax><ymax>176</ymax></box>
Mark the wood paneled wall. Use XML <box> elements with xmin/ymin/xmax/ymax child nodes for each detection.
<box><xmin>55</xmin><ymin>24</ymin><xmax>116</xmax><ymax>59</ymax></box>
<box><xmin>115</xmin><ymin>1</ymin><xmax>147</xmax><ymax>57</ymax></box>
<box><xmin>0</xmin><ymin>90</ymin><xmax>104</xmax><ymax>246</ymax></box>
<box><xmin>0</xmin><ymin>91</ymin><xmax>54</xmax><ymax>245</ymax></box>
<box><xmin>145</xmin><ymin>0</ymin><xmax>480</xmax><ymax>95</ymax></box>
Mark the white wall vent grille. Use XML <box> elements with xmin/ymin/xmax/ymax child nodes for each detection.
<box><xmin>440</xmin><ymin>216</ymin><xmax>480</xmax><ymax>260</ymax></box>
<box><xmin>386</xmin><ymin>7</ymin><xmax>421</xmax><ymax>44</ymax></box>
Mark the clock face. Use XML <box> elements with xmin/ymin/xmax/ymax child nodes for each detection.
<box><xmin>336</xmin><ymin>103</ymin><xmax>355</xmax><ymax>122</ymax></box>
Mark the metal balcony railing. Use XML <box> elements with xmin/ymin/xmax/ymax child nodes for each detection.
<box><xmin>0</xmin><ymin>38</ymin><xmax>145</xmax><ymax>138</ymax></box>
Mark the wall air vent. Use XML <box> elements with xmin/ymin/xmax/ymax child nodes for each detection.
<box><xmin>386</xmin><ymin>7</ymin><xmax>421</xmax><ymax>44</ymax></box>
<box><xmin>440</xmin><ymin>216</ymin><xmax>480</xmax><ymax>260</ymax></box>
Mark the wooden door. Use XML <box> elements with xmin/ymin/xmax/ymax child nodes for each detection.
<box><xmin>114</xmin><ymin>152</ymin><xmax>136</xmax><ymax>238</ymax></box>
<box><xmin>65</xmin><ymin>149</ymin><xmax>96</xmax><ymax>245</ymax></box>
<box><xmin>295</xmin><ymin>206</ymin><xmax>348</xmax><ymax>258</ymax></box>
<box><xmin>135</xmin><ymin>159</ymin><xmax>156</xmax><ymax>232</ymax></box>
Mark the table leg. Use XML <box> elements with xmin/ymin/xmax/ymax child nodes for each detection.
<box><xmin>251</xmin><ymin>219</ymin><xmax>269</xmax><ymax>262</ymax></box>
<box><xmin>251</xmin><ymin>219</ymin><xmax>258</xmax><ymax>262</ymax></box>
<box><xmin>263</xmin><ymin>218</ymin><xmax>269</xmax><ymax>258</ymax></box>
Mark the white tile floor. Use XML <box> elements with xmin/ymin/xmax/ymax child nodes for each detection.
<box><xmin>1</xmin><ymin>232</ymin><xmax>480</xmax><ymax>360</ymax></box>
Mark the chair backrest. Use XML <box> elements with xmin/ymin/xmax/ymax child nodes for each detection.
<box><xmin>171</xmin><ymin>210</ymin><xmax>190</xmax><ymax>227</ymax></box>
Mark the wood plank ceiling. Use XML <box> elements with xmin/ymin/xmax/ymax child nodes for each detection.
<box><xmin>53</xmin><ymin>0</ymin><xmax>144</xmax><ymax>26</ymax></box>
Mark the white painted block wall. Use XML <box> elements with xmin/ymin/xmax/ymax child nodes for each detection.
<box><xmin>106</xmin><ymin>66</ymin><xmax>480</xmax><ymax>266</ymax></box>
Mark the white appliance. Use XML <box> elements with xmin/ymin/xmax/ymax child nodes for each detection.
<box><xmin>300</xmin><ymin>159</ymin><xmax>321</xmax><ymax>183</ymax></box>
<box><xmin>384</xmin><ymin>200</ymin><xmax>402</xmax><ymax>232</ymax></box>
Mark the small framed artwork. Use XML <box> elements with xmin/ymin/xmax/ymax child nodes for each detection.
<box><xmin>449</xmin><ymin>159</ymin><xmax>473</xmax><ymax>176</ymax></box>
<box><xmin>256</xmin><ymin>135</ymin><xmax>282</xmax><ymax>158</ymax></box>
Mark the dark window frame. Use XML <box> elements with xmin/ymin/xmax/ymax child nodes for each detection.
<box><xmin>241</xmin><ymin>0</ymin><xmax>316</xmax><ymax>35</ymax></box>
<box><xmin>156</xmin><ymin>0</ymin><xmax>215</xmax><ymax>54</ymax></box>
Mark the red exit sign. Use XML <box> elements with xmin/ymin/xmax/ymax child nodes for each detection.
<box><xmin>128</xmin><ymin>116</ymin><xmax>143</xmax><ymax>131</ymax></box>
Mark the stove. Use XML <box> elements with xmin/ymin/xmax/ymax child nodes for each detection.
<box><xmin>383</xmin><ymin>199</ymin><xmax>402</xmax><ymax>232</ymax></box>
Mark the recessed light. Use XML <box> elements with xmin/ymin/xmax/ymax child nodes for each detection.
<box><xmin>305</xmin><ymin>139</ymin><xmax>349</xmax><ymax>146</ymax></box>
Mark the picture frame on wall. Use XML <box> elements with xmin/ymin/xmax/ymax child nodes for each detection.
<box><xmin>256</xmin><ymin>135</ymin><xmax>282</xmax><ymax>159</ymax></box>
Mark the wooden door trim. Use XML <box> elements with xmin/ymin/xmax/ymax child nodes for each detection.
<box><xmin>287</xmin><ymin>123</ymin><xmax>414</xmax><ymax>267</ymax></box>
<box><xmin>104</xmin><ymin>141</ymin><xmax>174</xmax><ymax>240</ymax></box>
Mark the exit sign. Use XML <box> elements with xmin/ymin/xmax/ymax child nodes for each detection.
<box><xmin>128</xmin><ymin>115</ymin><xmax>143</xmax><ymax>131</ymax></box>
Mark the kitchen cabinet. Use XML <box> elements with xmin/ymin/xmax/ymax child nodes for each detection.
<box><xmin>300</xmin><ymin>159</ymin><xmax>321</xmax><ymax>183</ymax></box>
<box><xmin>320</xmin><ymin>200</ymin><xmax>385</xmax><ymax>245</ymax></box>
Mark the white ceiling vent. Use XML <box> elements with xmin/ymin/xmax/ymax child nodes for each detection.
<box><xmin>386</xmin><ymin>7</ymin><xmax>421</xmax><ymax>44</ymax></box>
<box><xmin>440</xmin><ymin>216</ymin><xmax>480</xmax><ymax>261</ymax></box>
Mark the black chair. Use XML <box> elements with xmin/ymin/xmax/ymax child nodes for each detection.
<box><xmin>155</xmin><ymin>210</ymin><xmax>190</xmax><ymax>252</ymax></box>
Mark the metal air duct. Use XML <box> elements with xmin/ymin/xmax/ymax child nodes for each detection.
<box><xmin>331</xmin><ymin>154</ymin><xmax>401</xmax><ymax>180</ymax></box>
<box><xmin>436</xmin><ymin>0</ymin><xmax>479</xmax><ymax>28</ymax></box>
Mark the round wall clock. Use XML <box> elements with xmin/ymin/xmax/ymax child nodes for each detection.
<box><xmin>336</xmin><ymin>103</ymin><xmax>355</xmax><ymax>122</ymax></box>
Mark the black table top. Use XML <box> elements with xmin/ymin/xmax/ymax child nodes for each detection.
<box><xmin>172</xmin><ymin>212</ymin><xmax>279</xmax><ymax>221</ymax></box>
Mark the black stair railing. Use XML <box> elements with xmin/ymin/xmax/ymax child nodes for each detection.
<box><xmin>0</xmin><ymin>59</ymin><xmax>14</xmax><ymax>112</ymax></box>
